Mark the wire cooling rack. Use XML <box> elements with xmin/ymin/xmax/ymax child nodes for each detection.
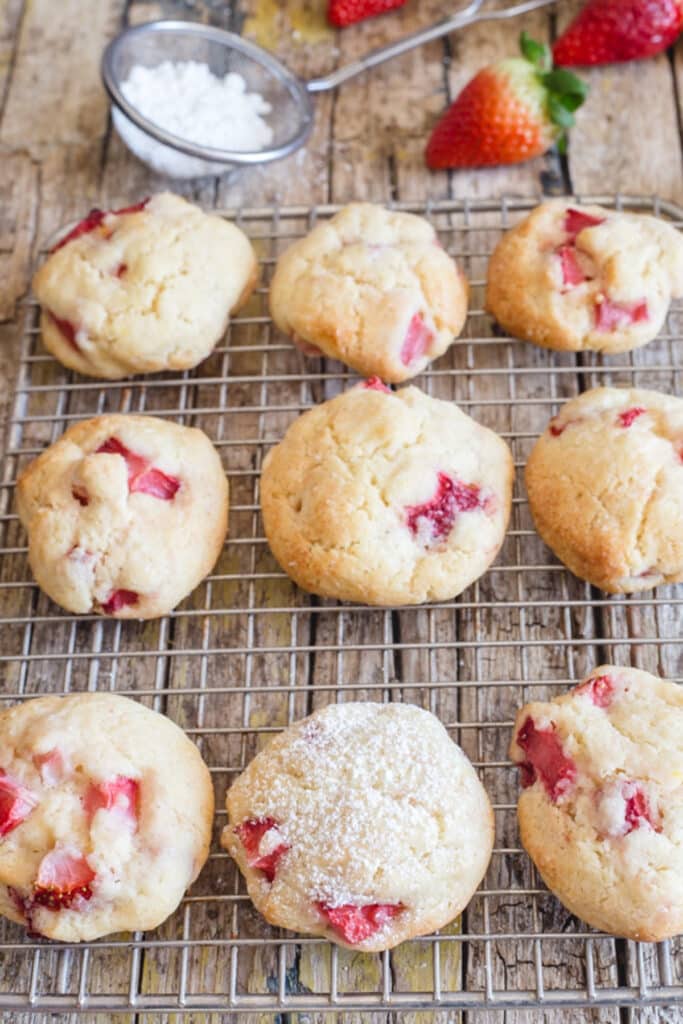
<box><xmin>0</xmin><ymin>194</ymin><xmax>681</xmax><ymax>1018</ymax></box>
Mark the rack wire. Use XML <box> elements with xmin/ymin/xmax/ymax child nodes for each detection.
<box><xmin>0</xmin><ymin>194</ymin><xmax>681</xmax><ymax>1017</ymax></box>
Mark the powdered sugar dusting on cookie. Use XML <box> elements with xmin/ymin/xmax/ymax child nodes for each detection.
<box><xmin>223</xmin><ymin>702</ymin><xmax>493</xmax><ymax>951</ymax></box>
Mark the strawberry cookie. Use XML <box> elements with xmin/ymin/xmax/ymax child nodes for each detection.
<box><xmin>16</xmin><ymin>414</ymin><xmax>228</xmax><ymax>618</ymax></box>
<box><xmin>260</xmin><ymin>381</ymin><xmax>513</xmax><ymax>605</ymax></box>
<box><xmin>510</xmin><ymin>666</ymin><xmax>683</xmax><ymax>941</ymax></box>
<box><xmin>0</xmin><ymin>693</ymin><xmax>213</xmax><ymax>941</ymax></box>
<box><xmin>525</xmin><ymin>387</ymin><xmax>683</xmax><ymax>593</ymax></box>
<box><xmin>269</xmin><ymin>203</ymin><xmax>468</xmax><ymax>383</ymax></box>
<box><xmin>486</xmin><ymin>200</ymin><xmax>683</xmax><ymax>353</ymax></box>
<box><xmin>223</xmin><ymin>702</ymin><xmax>493</xmax><ymax>951</ymax></box>
<box><xmin>32</xmin><ymin>192</ymin><xmax>257</xmax><ymax>378</ymax></box>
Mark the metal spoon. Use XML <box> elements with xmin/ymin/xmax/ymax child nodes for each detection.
<box><xmin>102</xmin><ymin>0</ymin><xmax>556</xmax><ymax>173</ymax></box>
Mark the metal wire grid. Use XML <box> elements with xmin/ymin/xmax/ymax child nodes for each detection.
<box><xmin>0</xmin><ymin>194</ymin><xmax>681</xmax><ymax>1017</ymax></box>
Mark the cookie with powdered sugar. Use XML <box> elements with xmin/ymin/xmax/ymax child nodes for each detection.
<box><xmin>269</xmin><ymin>202</ymin><xmax>468</xmax><ymax>383</ymax></box>
<box><xmin>0</xmin><ymin>693</ymin><xmax>213</xmax><ymax>942</ymax></box>
<box><xmin>222</xmin><ymin>702</ymin><xmax>493</xmax><ymax>952</ymax></box>
<box><xmin>33</xmin><ymin>192</ymin><xmax>257</xmax><ymax>378</ymax></box>
<box><xmin>486</xmin><ymin>200</ymin><xmax>683</xmax><ymax>353</ymax></box>
<box><xmin>510</xmin><ymin>666</ymin><xmax>683</xmax><ymax>942</ymax></box>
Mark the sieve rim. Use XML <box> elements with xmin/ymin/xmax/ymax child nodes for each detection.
<box><xmin>101</xmin><ymin>20</ymin><xmax>315</xmax><ymax>166</ymax></box>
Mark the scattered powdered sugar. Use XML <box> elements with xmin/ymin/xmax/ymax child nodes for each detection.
<box><xmin>114</xmin><ymin>60</ymin><xmax>274</xmax><ymax>179</ymax></box>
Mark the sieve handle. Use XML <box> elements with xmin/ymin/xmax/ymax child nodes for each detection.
<box><xmin>306</xmin><ymin>0</ymin><xmax>556</xmax><ymax>94</ymax></box>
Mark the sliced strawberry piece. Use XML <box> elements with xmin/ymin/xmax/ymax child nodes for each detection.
<box><xmin>46</xmin><ymin>311</ymin><xmax>81</xmax><ymax>353</ymax></box>
<box><xmin>328</xmin><ymin>0</ymin><xmax>406</xmax><ymax>28</ymax></box>
<box><xmin>33</xmin><ymin>848</ymin><xmax>95</xmax><ymax>910</ymax></box>
<box><xmin>115</xmin><ymin>263</ymin><xmax>128</xmax><ymax>278</ymax></box>
<box><xmin>564</xmin><ymin>208</ymin><xmax>605</xmax><ymax>239</ymax></box>
<box><xmin>316</xmin><ymin>901</ymin><xmax>403</xmax><ymax>944</ymax></box>
<box><xmin>515</xmin><ymin>717</ymin><xmax>577</xmax><ymax>801</ymax></box>
<box><xmin>101</xmin><ymin>589</ymin><xmax>139</xmax><ymax>615</ymax></box>
<box><xmin>557</xmin><ymin>245</ymin><xmax>586</xmax><ymax>288</ymax></box>
<box><xmin>363</xmin><ymin>377</ymin><xmax>391</xmax><ymax>393</ymax></box>
<box><xmin>623</xmin><ymin>783</ymin><xmax>661</xmax><ymax>834</ymax></box>
<box><xmin>85</xmin><ymin>775</ymin><xmax>139</xmax><ymax>831</ymax></box>
<box><xmin>51</xmin><ymin>209</ymin><xmax>107</xmax><ymax>253</ymax></box>
<box><xmin>33</xmin><ymin>749</ymin><xmax>67</xmax><ymax>786</ymax></box>
<box><xmin>133</xmin><ymin>467</ymin><xmax>181</xmax><ymax>500</ymax></box>
<box><xmin>96</xmin><ymin>437</ymin><xmax>180</xmax><ymax>500</ymax></box>
<box><xmin>595</xmin><ymin>298</ymin><xmax>648</xmax><ymax>331</ymax></box>
<box><xmin>112</xmin><ymin>199</ymin><xmax>149</xmax><ymax>217</ymax></box>
<box><xmin>406</xmin><ymin>471</ymin><xmax>482</xmax><ymax>543</ymax></box>
<box><xmin>574</xmin><ymin>673</ymin><xmax>616</xmax><ymax>708</ymax></box>
<box><xmin>235</xmin><ymin>817</ymin><xmax>290</xmax><ymax>883</ymax></box>
<box><xmin>51</xmin><ymin>198</ymin><xmax>149</xmax><ymax>253</ymax></box>
<box><xmin>549</xmin><ymin>421</ymin><xmax>566</xmax><ymax>437</ymax></box>
<box><xmin>0</xmin><ymin>772</ymin><xmax>37</xmax><ymax>837</ymax></box>
<box><xmin>400</xmin><ymin>313</ymin><xmax>434</xmax><ymax>366</ymax></box>
<box><xmin>617</xmin><ymin>406</ymin><xmax>646</xmax><ymax>428</ymax></box>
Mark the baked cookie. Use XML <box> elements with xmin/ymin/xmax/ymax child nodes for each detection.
<box><xmin>16</xmin><ymin>414</ymin><xmax>228</xmax><ymax>618</ymax></box>
<box><xmin>223</xmin><ymin>702</ymin><xmax>493</xmax><ymax>951</ymax></box>
<box><xmin>33</xmin><ymin>192</ymin><xmax>257</xmax><ymax>378</ymax></box>
<box><xmin>260</xmin><ymin>381</ymin><xmax>513</xmax><ymax>605</ymax></box>
<box><xmin>525</xmin><ymin>387</ymin><xmax>683</xmax><ymax>593</ymax></box>
<box><xmin>0</xmin><ymin>692</ymin><xmax>213</xmax><ymax>942</ymax></box>
<box><xmin>486</xmin><ymin>200</ymin><xmax>683</xmax><ymax>353</ymax></box>
<box><xmin>269</xmin><ymin>203</ymin><xmax>468</xmax><ymax>383</ymax></box>
<box><xmin>510</xmin><ymin>666</ymin><xmax>683</xmax><ymax>942</ymax></box>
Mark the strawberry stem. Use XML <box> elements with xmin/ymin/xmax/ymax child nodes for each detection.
<box><xmin>519</xmin><ymin>32</ymin><xmax>588</xmax><ymax>152</ymax></box>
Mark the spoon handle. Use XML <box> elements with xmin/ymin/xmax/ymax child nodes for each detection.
<box><xmin>306</xmin><ymin>0</ymin><xmax>556</xmax><ymax>94</ymax></box>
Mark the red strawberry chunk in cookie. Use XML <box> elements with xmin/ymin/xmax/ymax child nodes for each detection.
<box><xmin>101</xmin><ymin>589</ymin><xmax>139</xmax><ymax>615</ymax></box>
<box><xmin>623</xmin><ymin>783</ymin><xmax>660</xmax><ymax>834</ymax></box>
<box><xmin>316</xmin><ymin>901</ymin><xmax>403</xmax><ymax>944</ymax></box>
<box><xmin>617</xmin><ymin>407</ymin><xmax>646</xmax><ymax>428</ymax></box>
<box><xmin>47</xmin><ymin>311</ymin><xmax>81</xmax><ymax>353</ymax></box>
<box><xmin>596</xmin><ymin>298</ymin><xmax>648</xmax><ymax>332</ymax></box>
<box><xmin>516</xmin><ymin>717</ymin><xmax>577</xmax><ymax>801</ymax></box>
<box><xmin>235</xmin><ymin>817</ymin><xmax>290</xmax><ymax>883</ymax></box>
<box><xmin>33</xmin><ymin>848</ymin><xmax>95</xmax><ymax>910</ymax></box>
<box><xmin>406</xmin><ymin>471</ymin><xmax>483</xmax><ymax>543</ymax></box>
<box><xmin>85</xmin><ymin>775</ymin><xmax>139</xmax><ymax>831</ymax></box>
<box><xmin>400</xmin><ymin>313</ymin><xmax>434</xmax><ymax>367</ymax></box>
<box><xmin>574</xmin><ymin>673</ymin><xmax>616</xmax><ymax>708</ymax></box>
<box><xmin>557</xmin><ymin>245</ymin><xmax>586</xmax><ymax>288</ymax></box>
<box><xmin>0</xmin><ymin>772</ymin><xmax>37</xmax><ymax>837</ymax></box>
<box><xmin>564</xmin><ymin>208</ymin><xmax>605</xmax><ymax>240</ymax></box>
<box><xmin>51</xmin><ymin>199</ymin><xmax>150</xmax><ymax>253</ymax></box>
<box><xmin>96</xmin><ymin>437</ymin><xmax>180</xmax><ymax>500</ymax></box>
<box><xmin>363</xmin><ymin>376</ymin><xmax>391</xmax><ymax>393</ymax></box>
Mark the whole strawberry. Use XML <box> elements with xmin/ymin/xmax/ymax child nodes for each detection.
<box><xmin>553</xmin><ymin>0</ymin><xmax>683</xmax><ymax>66</ymax></box>
<box><xmin>426</xmin><ymin>34</ymin><xmax>587</xmax><ymax>171</ymax></box>
<box><xmin>328</xmin><ymin>0</ymin><xmax>406</xmax><ymax>28</ymax></box>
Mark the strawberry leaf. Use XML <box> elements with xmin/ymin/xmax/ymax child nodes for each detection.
<box><xmin>547</xmin><ymin>95</ymin><xmax>576</xmax><ymax>128</ymax></box>
<box><xmin>542</xmin><ymin>69</ymin><xmax>589</xmax><ymax>99</ymax></box>
<box><xmin>520</xmin><ymin>32</ymin><xmax>551</xmax><ymax>72</ymax></box>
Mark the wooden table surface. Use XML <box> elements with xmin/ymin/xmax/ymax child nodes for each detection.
<box><xmin>1</xmin><ymin>1</ymin><xmax>683</xmax><ymax>1021</ymax></box>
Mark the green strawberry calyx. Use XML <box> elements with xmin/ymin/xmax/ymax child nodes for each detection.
<box><xmin>520</xmin><ymin>32</ymin><xmax>588</xmax><ymax>154</ymax></box>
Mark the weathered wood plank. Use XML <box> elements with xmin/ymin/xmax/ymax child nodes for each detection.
<box><xmin>559</xmin><ymin>0</ymin><xmax>683</xmax><ymax>203</ymax></box>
